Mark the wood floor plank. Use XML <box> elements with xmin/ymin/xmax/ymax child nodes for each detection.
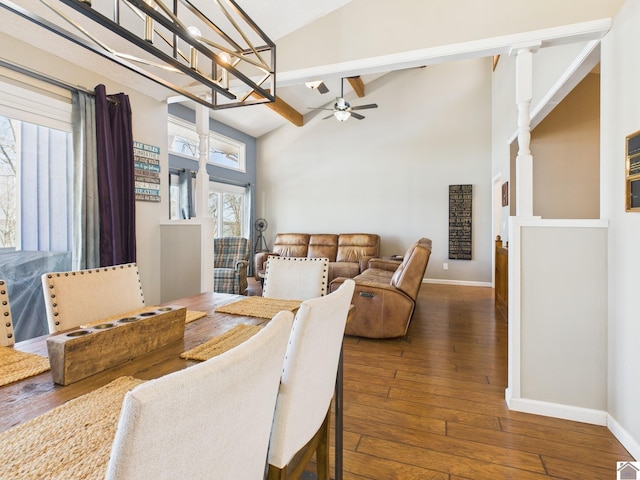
<box><xmin>499</xmin><ymin>416</ymin><xmax>635</xmax><ymax>453</ymax></box>
<box><xmin>347</xmin><ymin>390</ymin><xmax>502</xmax><ymax>430</ymax></box>
<box><xmin>447</xmin><ymin>421</ymin><xmax>633</xmax><ymax>469</ymax></box>
<box><xmin>343</xmin><ymin>398</ymin><xmax>447</xmax><ymax>435</ymax></box>
<box><xmin>357</xmin><ymin>436</ymin><xmax>552</xmax><ymax>479</ymax></box>
<box><xmin>343</xmin><ymin>414</ymin><xmax>546</xmax><ymax>474</ymax></box>
<box><xmin>342</xmin><ymin>450</ymin><xmax>449</xmax><ymax>480</ymax></box>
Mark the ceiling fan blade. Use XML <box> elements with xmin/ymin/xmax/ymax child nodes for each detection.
<box><xmin>307</xmin><ymin>107</ymin><xmax>334</xmax><ymax>111</ymax></box>
<box><xmin>351</xmin><ymin>103</ymin><xmax>378</xmax><ymax>111</ymax></box>
<box><xmin>322</xmin><ymin>113</ymin><xmax>335</xmax><ymax>120</ymax></box>
<box><xmin>350</xmin><ymin>112</ymin><xmax>366</xmax><ymax>120</ymax></box>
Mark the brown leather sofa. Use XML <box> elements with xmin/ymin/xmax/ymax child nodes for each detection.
<box><xmin>330</xmin><ymin>238</ymin><xmax>432</xmax><ymax>339</ymax></box>
<box><xmin>254</xmin><ymin>233</ymin><xmax>380</xmax><ymax>283</ymax></box>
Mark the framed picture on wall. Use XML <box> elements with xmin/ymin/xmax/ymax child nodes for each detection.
<box><xmin>502</xmin><ymin>182</ymin><xmax>509</xmax><ymax>207</ymax></box>
<box><xmin>625</xmin><ymin>129</ymin><xmax>640</xmax><ymax>211</ymax></box>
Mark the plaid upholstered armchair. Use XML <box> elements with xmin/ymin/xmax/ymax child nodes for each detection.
<box><xmin>213</xmin><ymin>237</ymin><xmax>251</xmax><ymax>295</ymax></box>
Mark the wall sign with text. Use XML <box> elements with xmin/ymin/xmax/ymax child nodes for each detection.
<box><xmin>134</xmin><ymin>141</ymin><xmax>161</xmax><ymax>202</ymax></box>
<box><xmin>449</xmin><ymin>184</ymin><xmax>472</xmax><ymax>260</ymax></box>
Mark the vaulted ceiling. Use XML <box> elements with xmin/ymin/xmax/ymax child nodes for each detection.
<box><xmin>0</xmin><ymin>0</ymin><xmax>623</xmax><ymax>137</ymax></box>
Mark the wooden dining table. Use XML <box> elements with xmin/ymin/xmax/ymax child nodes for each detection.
<box><xmin>0</xmin><ymin>291</ymin><xmax>345</xmax><ymax>480</ymax></box>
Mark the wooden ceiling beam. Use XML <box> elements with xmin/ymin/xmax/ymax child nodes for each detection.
<box><xmin>492</xmin><ymin>55</ymin><xmax>500</xmax><ymax>71</ymax></box>
<box><xmin>251</xmin><ymin>91</ymin><xmax>303</xmax><ymax>127</ymax></box>
<box><xmin>347</xmin><ymin>76</ymin><xmax>365</xmax><ymax>98</ymax></box>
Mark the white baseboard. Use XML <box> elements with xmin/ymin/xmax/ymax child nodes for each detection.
<box><xmin>505</xmin><ymin>389</ymin><xmax>608</xmax><ymax>426</ymax></box>
<box><xmin>608</xmin><ymin>414</ymin><xmax>640</xmax><ymax>461</ymax></box>
<box><xmin>505</xmin><ymin>389</ymin><xmax>639</xmax><ymax>460</ymax></box>
<box><xmin>423</xmin><ymin>278</ymin><xmax>492</xmax><ymax>287</ymax></box>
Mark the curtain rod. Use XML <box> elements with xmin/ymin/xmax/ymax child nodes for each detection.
<box><xmin>0</xmin><ymin>57</ymin><xmax>94</xmax><ymax>95</ymax></box>
<box><xmin>168</xmin><ymin>169</ymin><xmax>250</xmax><ymax>189</ymax></box>
<box><xmin>210</xmin><ymin>176</ymin><xmax>250</xmax><ymax>188</ymax></box>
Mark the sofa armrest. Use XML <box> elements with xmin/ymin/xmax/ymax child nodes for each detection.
<box><xmin>254</xmin><ymin>252</ymin><xmax>279</xmax><ymax>280</ymax></box>
<box><xmin>368</xmin><ymin>257</ymin><xmax>402</xmax><ymax>272</ymax></box>
<box><xmin>359</xmin><ymin>255</ymin><xmax>377</xmax><ymax>273</ymax></box>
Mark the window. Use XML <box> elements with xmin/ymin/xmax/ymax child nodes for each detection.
<box><xmin>0</xmin><ymin>72</ymin><xmax>73</xmax><ymax>251</ymax></box>
<box><xmin>168</xmin><ymin>116</ymin><xmax>199</xmax><ymax>159</ymax></box>
<box><xmin>209</xmin><ymin>182</ymin><xmax>247</xmax><ymax>238</ymax></box>
<box><xmin>168</xmin><ymin>168</ymin><xmax>195</xmax><ymax>220</ymax></box>
<box><xmin>0</xmin><ymin>117</ymin><xmax>17</xmax><ymax>247</ymax></box>
<box><xmin>209</xmin><ymin>132</ymin><xmax>245</xmax><ymax>173</ymax></box>
<box><xmin>168</xmin><ymin>116</ymin><xmax>246</xmax><ymax>172</ymax></box>
<box><xmin>168</xmin><ymin>116</ymin><xmax>250</xmax><ymax>227</ymax></box>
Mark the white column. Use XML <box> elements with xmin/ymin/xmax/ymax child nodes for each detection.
<box><xmin>513</xmin><ymin>46</ymin><xmax>536</xmax><ymax>217</ymax></box>
<box><xmin>195</xmin><ymin>103</ymin><xmax>209</xmax><ymax>218</ymax></box>
<box><xmin>194</xmin><ymin>103</ymin><xmax>214</xmax><ymax>292</ymax></box>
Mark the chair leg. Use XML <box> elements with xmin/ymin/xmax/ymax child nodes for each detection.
<box><xmin>315</xmin><ymin>412</ymin><xmax>331</xmax><ymax>480</ymax></box>
<box><xmin>267</xmin><ymin>464</ymin><xmax>287</xmax><ymax>480</ymax></box>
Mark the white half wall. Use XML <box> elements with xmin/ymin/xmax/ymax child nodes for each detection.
<box><xmin>506</xmin><ymin>219</ymin><xmax>609</xmax><ymax>426</ymax></box>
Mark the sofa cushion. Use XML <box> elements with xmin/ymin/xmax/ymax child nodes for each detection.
<box><xmin>308</xmin><ymin>234</ymin><xmax>338</xmax><ymax>262</ymax></box>
<box><xmin>336</xmin><ymin>234</ymin><xmax>380</xmax><ymax>266</ymax></box>
<box><xmin>273</xmin><ymin>234</ymin><xmax>310</xmax><ymax>258</ymax></box>
<box><xmin>355</xmin><ymin>268</ymin><xmax>395</xmax><ymax>283</ymax></box>
<box><xmin>329</xmin><ymin>262</ymin><xmax>360</xmax><ymax>281</ymax></box>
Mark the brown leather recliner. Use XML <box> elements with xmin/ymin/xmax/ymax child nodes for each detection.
<box><xmin>329</xmin><ymin>238</ymin><xmax>432</xmax><ymax>339</ymax></box>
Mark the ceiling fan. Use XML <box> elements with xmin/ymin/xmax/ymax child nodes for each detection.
<box><xmin>309</xmin><ymin>78</ymin><xmax>378</xmax><ymax>122</ymax></box>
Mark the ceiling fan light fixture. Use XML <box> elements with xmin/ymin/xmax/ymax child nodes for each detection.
<box><xmin>334</xmin><ymin>110</ymin><xmax>351</xmax><ymax>122</ymax></box>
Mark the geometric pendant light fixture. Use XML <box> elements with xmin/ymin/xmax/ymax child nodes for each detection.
<box><xmin>2</xmin><ymin>0</ymin><xmax>275</xmax><ymax>110</ymax></box>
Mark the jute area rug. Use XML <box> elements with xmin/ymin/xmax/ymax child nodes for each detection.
<box><xmin>0</xmin><ymin>376</ymin><xmax>144</xmax><ymax>480</ymax></box>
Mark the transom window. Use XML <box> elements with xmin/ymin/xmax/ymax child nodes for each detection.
<box><xmin>168</xmin><ymin>116</ymin><xmax>246</xmax><ymax>172</ymax></box>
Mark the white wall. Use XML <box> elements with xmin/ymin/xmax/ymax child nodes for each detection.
<box><xmin>601</xmin><ymin>0</ymin><xmax>640</xmax><ymax>459</ymax></box>
<box><xmin>258</xmin><ymin>58</ymin><xmax>493</xmax><ymax>284</ymax></box>
<box><xmin>531</xmin><ymin>73</ymin><xmax>600</xmax><ymax>219</ymax></box>
<box><xmin>0</xmin><ymin>33</ymin><xmax>169</xmax><ymax>306</ymax></box>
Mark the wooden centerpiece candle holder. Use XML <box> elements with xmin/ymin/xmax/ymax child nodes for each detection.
<box><xmin>46</xmin><ymin>306</ymin><xmax>186</xmax><ymax>385</ymax></box>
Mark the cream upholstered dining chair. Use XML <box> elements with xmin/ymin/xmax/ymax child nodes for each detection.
<box><xmin>41</xmin><ymin>263</ymin><xmax>145</xmax><ymax>333</ymax></box>
<box><xmin>0</xmin><ymin>280</ymin><xmax>14</xmax><ymax>347</ymax></box>
<box><xmin>262</xmin><ymin>256</ymin><xmax>329</xmax><ymax>300</ymax></box>
<box><xmin>267</xmin><ymin>279</ymin><xmax>355</xmax><ymax>480</ymax></box>
<box><xmin>105</xmin><ymin>310</ymin><xmax>294</xmax><ymax>480</ymax></box>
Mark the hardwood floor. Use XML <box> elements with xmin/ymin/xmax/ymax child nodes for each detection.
<box><xmin>247</xmin><ymin>279</ymin><xmax>635</xmax><ymax>479</ymax></box>
<box><xmin>338</xmin><ymin>283</ymin><xmax>634</xmax><ymax>479</ymax></box>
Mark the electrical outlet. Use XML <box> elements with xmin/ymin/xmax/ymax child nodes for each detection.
<box><xmin>443</xmin><ymin>263</ymin><xmax>449</xmax><ymax>270</ymax></box>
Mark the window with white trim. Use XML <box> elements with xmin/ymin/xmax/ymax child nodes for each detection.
<box><xmin>0</xmin><ymin>70</ymin><xmax>73</xmax><ymax>251</ymax></box>
<box><xmin>168</xmin><ymin>116</ymin><xmax>246</xmax><ymax>172</ymax></box>
<box><xmin>209</xmin><ymin>181</ymin><xmax>247</xmax><ymax>238</ymax></box>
